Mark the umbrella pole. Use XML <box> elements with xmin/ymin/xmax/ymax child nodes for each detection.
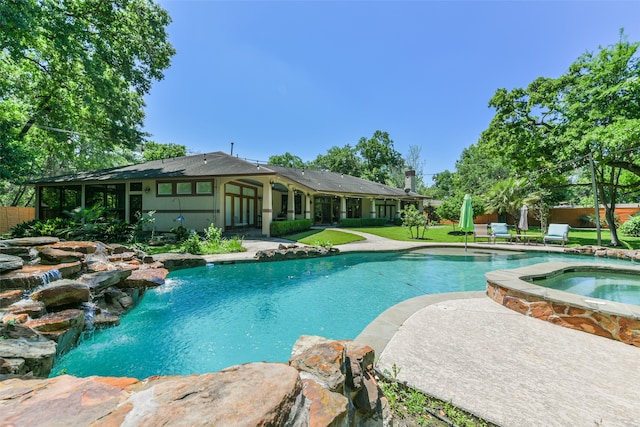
<box><xmin>465</xmin><ymin>233</ymin><xmax>468</xmax><ymax>251</ymax></box>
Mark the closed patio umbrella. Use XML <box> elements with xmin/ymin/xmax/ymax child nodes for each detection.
<box><xmin>518</xmin><ymin>205</ymin><xmax>529</xmax><ymax>234</ymax></box>
<box><xmin>459</xmin><ymin>194</ymin><xmax>474</xmax><ymax>251</ymax></box>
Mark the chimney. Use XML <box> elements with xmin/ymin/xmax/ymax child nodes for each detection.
<box><xmin>405</xmin><ymin>170</ymin><xmax>416</xmax><ymax>193</ymax></box>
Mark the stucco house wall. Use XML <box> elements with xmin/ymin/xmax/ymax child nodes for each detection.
<box><xmin>31</xmin><ymin>152</ymin><xmax>427</xmax><ymax>237</ymax></box>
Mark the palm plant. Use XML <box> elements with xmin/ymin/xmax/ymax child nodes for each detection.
<box><xmin>484</xmin><ymin>177</ymin><xmax>538</xmax><ymax>232</ymax></box>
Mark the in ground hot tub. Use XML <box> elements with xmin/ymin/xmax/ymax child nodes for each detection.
<box><xmin>485</xmin><ymin>262</ymin><xmax>640</xmax><ymax>347</ymax></box>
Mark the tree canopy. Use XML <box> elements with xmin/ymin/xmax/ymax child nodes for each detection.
<box><xmin>309</xmin><ymin>145</ymin><xmax>362</xmax><ymax>177</ymax></box>
<box><xmin>479</xmin><ymin>30</ymin><xmax>640</xmax><ymax>244</ymax></box>
<box><xmin>141</xmin><ymin>142</ymin><xmax>187</xmax><ymax>162</ymax></box>
<box><xmin>0</xmin><ymin>0</ymin><xmax>175</xmax><ymax>205</ymax></box>
<box><xmin>356</xmin><ymin>130</ymin><xmax>404</xmax><ymax>184</ymax></box>
<box><xmin>269</xmin><ymin>131</ymin><xmax>413</xmax><ymax>187</ymax></box>
<box><xmin>268</xmin><ymin>152</ymin><xmax>305</xmax><ymax>168</ymax></box>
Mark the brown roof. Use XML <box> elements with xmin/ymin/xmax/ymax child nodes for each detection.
<box><xmin>34</xmin><ymin>151</ymin><xmax>426</xmax><ymax>199</ymax></box>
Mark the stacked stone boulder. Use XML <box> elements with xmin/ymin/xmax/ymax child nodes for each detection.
<box><xmin>0</xmin><ymin>336</ymin><xmax>389</xmax><ymax>426</ymax></box>
<box><xmin>565</xmin><ymin>244</ymin><xmax>640</xmax><ymax>261</ymax></box>
<box><xmin>255</xmin><ymin>243</ymin><xmax>340</xmax><ymax>262</ymax></box>
<box><xmin>289</xmin><ymin>335</ymin><xmax>389</xmax><ymax>426</ymax></box>
<box><xmin>0</xmin><ymin>237</ymin><xmax>205</xmax><ymax>378</ymax></box>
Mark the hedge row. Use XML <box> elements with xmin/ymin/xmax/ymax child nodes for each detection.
<box><xmin>270</xmin><ymin>219</ymin><xmax>313</xmax><ymax>237</ymax></box>
<box><xmin>339</xmin><ymin>218</ymin><xmax>388</xmax><ymax>227</ymax></box>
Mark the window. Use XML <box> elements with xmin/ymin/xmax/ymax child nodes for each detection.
<box><xmin>295</xmin><ymin>194</ymin><xmax>302</xmax><ymax>215</ymax></box>
<box><xmin>39</xmin><ymin>185</ymin><xmax>81</xmax><ymax>220</ymax></box>
<box><xmin>176</xmin><ymin>182</ymin><xmax>192</xmax><ymax>195</ymax></box>
<box><xmin>226</xmin><ymin>184</ymin><xmax>241</xmax><ymax>195</ymax></box>
<box><xmin>85</xmin><ymin>184</ymin><xmax>125</xmax><ymax>220</ymax></box>
<box><xmin>196</xmin><ymin>181</ymin><xmax>212</xmax><ymax>194</ymax></box>
<box><xmin>346</xmin><ymin>198</ymin><xmax>362</xmax><ymax>218</ymax></box>
<box><xmin>282</xmin><ymin>194</ymin><xmax>303</xmax><ymax>215</ymax></box>
<box><xmin>156</xmin><ymin>181</ymin><xmax>212</xmax><ymax>196</ymax></box>
<box><xmin>157</xmin><ymin>183</ymin><xmax>172</xmax><ymax>195</ymax></box>
<box><xmin>130</xmin><ymin>182</ymin><xmax>142</xmax><ymax>192</ymax></box>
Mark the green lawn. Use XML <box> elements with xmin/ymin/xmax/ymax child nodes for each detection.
<box><xmin>283</xmin><ymin>229</ymin><xmax>366</xmax><ymax>246</ymax></box>
<box><xmin>341</xmin><ymin>225</ymin><xmax>640</xmax><ymax>249</ymax></box>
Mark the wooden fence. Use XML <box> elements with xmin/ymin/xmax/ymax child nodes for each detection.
<box><xmin>0</xmin><ymin>207</ymin><xmax>35</xmax><ymax>234</ymax></box>
<box><xmin>474</xmin><ymin>205</ymin><xmax>640</xmax><ymax>229</ymax></box>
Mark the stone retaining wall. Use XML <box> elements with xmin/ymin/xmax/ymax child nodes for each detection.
<box><xmin>486</xmin><ymin>262</ymin><xmax>640</xmax><ymax>347</ymax></box>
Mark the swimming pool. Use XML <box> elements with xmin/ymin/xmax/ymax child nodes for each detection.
<box><xmin>534</xmin><ymin>271</ymin><xmax>640</xmax><ymax>305</ymax></box>
<box><xmin>52</xmin><ymin>249</ymin><xmax>631</xmax><ymax>378</ymax></box>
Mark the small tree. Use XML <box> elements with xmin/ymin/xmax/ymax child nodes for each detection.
<box><xmin>437</xmin><ymin>194</ymin><xmax>485</xmax><ymax>230</ymax></box>
<box><xmin>400</xmin><ymin>204</ymin><xmax>428</xmax><ymax>239</ymax></box>
<box><xmin>484</xmin><ymin>177</ymin><xmax>538</xmax><ymax>233</ymax></box>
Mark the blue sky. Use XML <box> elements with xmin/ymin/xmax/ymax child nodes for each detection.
<box><xmin>144</xmin><ymin>1</ymin><xmax>640</xmax><ymax>181</ymax></box>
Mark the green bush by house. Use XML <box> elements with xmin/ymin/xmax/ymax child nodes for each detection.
<box><xmin>339</xmin><ymin>218</ymin><xmax>388</xmax><ymax>227</ymax></box>
<box><xmin>270</xmin><ymin>219</ymin><xmax>312</xmax><ymax>237</ymax></box>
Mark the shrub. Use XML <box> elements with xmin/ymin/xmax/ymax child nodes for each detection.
<box><xmin>204</xmin><ymin>223</ymin><xmax>223</xmax><ymax>243</ymax></box>
<box><xmin>223</xmin><ymin>235</ymin><xmax>244</xmax><ymax>252</ymax></box>
<box><xmin>312</xmin><ymin>240</ymin><xmax>333</xmax><ymax>249</ymax></box>
<box><xmin>12</xmin><ymin>205</ymin><xmax>135</xmax><ymax>243</ymax></box>
<box><xmin>180</xmin><ymin>231</ymin><xmax>203</xmax><ymax>254</ymax></box>
<box><xmin>11</xmin><ymin>217</ymin><xmax>72</xmax><ymax>238</ymax></box>
<box><xmin>619</xmin><ymin>215</ymin><xmax>640</xmax><ymax>237</ymax></box>
<box><xmin>170</xmin><ymin>225</ymin><xmax>189</xmax><ymax>242</ymax></box>
<box><xmin>129</xmin><ymin>211</ymin><xmax>156</xmax><ymax>243</ymax></box>
<box><xmin>11</xmin><ymin>219</ymin><xmax>40</xmax><ymax>237</ymax></box>
<box><xmin>339</xmin><ymin>218</ymin><xmax>388</xmax><ymax>227</ymax></box>
<box><xmin>270</xmin><ymin>219</ymin><xmax>312</xmax><ymax>237</ymax></box>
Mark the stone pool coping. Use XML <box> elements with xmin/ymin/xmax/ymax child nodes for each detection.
<box><xmin>486</xmin><ymin>262</ymin><xmax>640</xmax><ymax>347</ymax></box>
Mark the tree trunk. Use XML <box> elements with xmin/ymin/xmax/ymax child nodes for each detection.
<box><xmin>598</xmin><ymin>183</ymin><xmax>620</xmax><ymax>246</ymax></box>
<box><xmin>605</xmin><ymin>206</ymin><xmax>620</xmax><ymax>246</ymax></box>
<box><xmin>11</xmin><ymin>185</ymin><xmax>27</xmax><ymax>207</ymax></box>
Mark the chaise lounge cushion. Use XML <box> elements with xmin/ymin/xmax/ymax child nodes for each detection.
<box><xmin>544</xmin><ymin>224</ymin><xmax>570</xmax><ymax>245</ymax></box>
<box><xmin>490</xmin><ymin>223</ymin><xmax>512</xmax><ymax>242</ymax></box>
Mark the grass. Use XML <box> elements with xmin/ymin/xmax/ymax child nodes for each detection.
<box><xmin>342</xmin><ymin>225</ymin><xmax>640</xmax><ymax>249</ymax></box>
<box><xmin>282</xmin><ymin>228</ymin><xmax>366</xmax><ymax>246</ymax></box>
<box><xmin>347</xmin><ymin>225</ymin><xmax>468</xmax><ymax>243</ymax></box>
<box><xmin>378</xmin><ymin>364</ymin><xmax>494</xmax><ymax>427</ymax></box>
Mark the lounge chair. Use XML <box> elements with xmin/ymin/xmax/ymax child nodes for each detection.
<box><xmin>473</xmin><ymin>223</ymin><xmax>491</xmax><ymax>243</ymax></box>
<box><xmin>544</xmin><ymin>223</ymin><xmax>570</xmax><ymax>246</ymax></box>
<box><xmin>490</xmin><ymin>223</ymin><xmax>513</xmax><ymax>243</ymax></box>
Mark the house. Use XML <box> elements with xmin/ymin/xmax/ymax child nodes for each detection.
<box><xmin>32</xmin><ymin>151</ymin><xmax>428</xmax><ymax>236</ymax></box>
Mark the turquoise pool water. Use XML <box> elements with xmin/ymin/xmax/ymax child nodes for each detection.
<box><xmin>52</xmin><ymin>250</ymin><xmax>630</xmax><ymax>378</ymax></box>
<box><xmin>535</xmin><ymin>271</ymin><xmax>640</xmax><ymax>305</ymax></box>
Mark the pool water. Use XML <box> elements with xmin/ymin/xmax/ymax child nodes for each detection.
<box><xmin>535</xmin><ymin>271</ymin><xmax>640</xmax><ymax>305</ymax></box>
<box><xmin>52</xmin><ymin>250</ymin><xmax>630</xmax><ymax>378</ymax></box>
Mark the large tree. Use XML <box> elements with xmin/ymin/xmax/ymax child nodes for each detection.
<box><xmin>481</xmin><ymin>31</ymin><xmax>640</xmax><ymax>245</ymax></box>
<box><xmin>356</xmin><ymin>130</ymin><xmax>404</xmax><ymax>184</ymax></box>
<box><xmin>427</xmin><ymin>170</ymin><xmax>456</xmax><ymax>200</ymax></box>
<box><xmin>268</xmin><ymin>152</ymin><xmax>305</xmax><ymax>168</ymax></box>
<box><xmin>454</xmin><ymin>144</ymin><xmax>514</xmax><ymax>196</ymax></box>
<box><xmin>309</xmin><ymin>145</ymin><xmax>362</xmax><ymax>177</ymax></box>
<box><xmin>141</xmin><ymin>142</ymin><xmax>187</xmax><ymax>162</ymax></box>
<box><xmin>0</xmin><ymin>0</ymin><xmax>175</xmax><ymax>205</ymax></box>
